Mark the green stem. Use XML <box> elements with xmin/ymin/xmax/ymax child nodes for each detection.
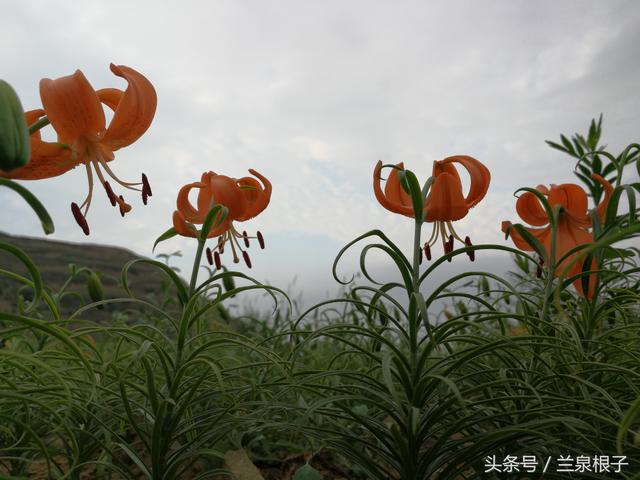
<box><xmin>28</xmin><ymin>116</ymin><xmax>50</xmax><ymax>135</ymax></box>
<box><xmin>539</xmin><ymin>213</ymin><xmax>559</xmax><ymax>325</ymax></box>
<box><xmin>177</xmin><ymin>237</ymin><xmax>206</xmax><ymax>369</ymax></box>
<box><xmin>411</xmin><ymin>221</ymin><xmax>421</xmax><ymax>292</ymax></box>
<box><xmin>188</xmin><ymin>237</ymin><xmax>206</xmax><ymax>297</ymax></box>
<box><xmin>409</xmin><ymin>221</ymin><xmax>422</xmax><ymax>352</ymax></box>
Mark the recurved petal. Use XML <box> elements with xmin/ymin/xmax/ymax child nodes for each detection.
<box><xmin>0</xmin><ymin>109</ymin><xmax>77</xmax><ymax>180</ymax></box>
<box><xmin>501</xmin><ymin>220</ymin><xmax>551</xmax><ymax>252</ymax></box>
<box><xmin>516</xmin><ymin>191</ymin><xmax>549</xmax><ymax>227</ymax></box>
<box><xmin>199</xmin><ymin>174</ymin><xmax>247</xmax><ymax>220</ymax></box>
<box><xmin>442</xmin><ymin>155</ymin><xmax>490</xmax><ymax>208</ymax></box>
<box><xmin>424</xmin><ymin>172</ymin><xmax>468</xmax><ymax>221</ymax></box>
<box><xmin>373</xmin><ymin>161</ymin><xmax>414</xmax><ymax>217</ymax></box>
<box><xmin>236</xmin><ymin>169</ymin><xmax>272</xmax><ymax>221</ymax></box>
<box><xmin>40</xmin><ymin>70</ymin><xmax>105</xmax><ymax>144</ymax></box>
<box><xmin>177</xmin><ymin>182</ymin><xmax>205</xmax><ymax>223</ymax></box>
<box><xmin>385</xmin><ymin>163</ymin><xmax>414</xmax><ymax>213</ymax></box>
<box><xmin>593</xmin><ymin>174</ymin><xmax>613</xmax><ymax>220</ymax></box>
<box><xmin>536</xmin><ymin>185</ymin><xmax>550</xmax><ymax>195</ymax></box>
<box><xmin>101</xmin><ymin>64</ymin><xmax>157</xmax><ymax>151</ymax></box>
<box><xmin>96</xmin><ymin>88</ymin><xmax>123</xmax><ymax>111</ymax></box>
<box><xmin>172</xmin><ymin>210</ymin><xmax>198</xmax><ymax>237</ymax></box>
<box><xmin>548</xmin><ymin>183</ymin><xmax>588</xmax><ymax>218</ymax></box>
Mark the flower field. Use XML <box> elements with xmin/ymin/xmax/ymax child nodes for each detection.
<box><xmin>1</xmin><ymin>66</ymin><xmax>639</xmax><ymax>479</ymax></box>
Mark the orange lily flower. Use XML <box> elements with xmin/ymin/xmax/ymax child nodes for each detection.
<box><xmin>374</xmin><ymin>155</ymin><xmax>490</xmax><ymax>259</ymax></box>
<box><xmin>0</xmin><ymin>64</ymin><xmax>157</xmax><ymax>235</ymax></box>
<box><xmin>501</xmin><ymin>175</ymin><xmax>612</xmax><ymax>298</ymax></box>
<box><xmin>172</xmin><ymin>169</ymin><xmax>271</xmax><ymax>268</ymax></box>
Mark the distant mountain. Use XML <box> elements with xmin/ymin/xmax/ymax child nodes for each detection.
<box><xmin>0</xmin><ymin>231</ymin><xmax>180</xmax><ymax>322</ymax></box>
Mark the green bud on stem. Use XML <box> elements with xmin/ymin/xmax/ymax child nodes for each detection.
<box><xmin>0</xmin><ymin>80</ymin><xmax>30</xmax><ymax>171</ymax></box>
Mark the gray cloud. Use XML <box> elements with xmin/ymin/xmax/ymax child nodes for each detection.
<box><xmin>1</xmin><ymin>0</ymin><xmax>638</xmax><ymax>312</ymax></box>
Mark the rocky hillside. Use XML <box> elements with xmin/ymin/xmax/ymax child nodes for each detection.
<box><xmin>0</xmin><ymin>231</ymin><xmax>180</xmax><ymax>322</ymax></box>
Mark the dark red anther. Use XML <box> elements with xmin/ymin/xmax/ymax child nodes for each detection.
<box><xmin>142</xmin><ymin>190</ymin><xmax>148</xmax><ymax>205</ymax></box>
<box><xmin>242</xmin><ymin>250</ymin><xmax>252</xmax><ymax>268</ymax></box>
<box><xmin>217</xmin><ymin>236</ymin><xmax>225</xmax><ymax>254</ymax></box>
<box><xmin>206</xmin><ymin>247</ymin><xmax>213</xmax><ymax>265</ymax></box>
<box><xmin>118</xmin><ymin>196</ymin><xmax>126</xmax><ymax>217</ymax></box>
<box><xmin>103</xmin><ymin>181</ymin><xmax>117</xmax><ymax>206</ymax></box>
<box><xmin>445</xmin><ymin>235</ymin><xmax>454</xmax><ymax>262</ymax></box>
<box><xmin>141</xmin><ymin>173</ymin><xmax>152</xmax><ymax>197</ymax></box>
<box><xmin>423</xmin><ymin>243</ymin><xmax>432</xmax><ymax>261</ymax></box>
<box><xmin>214</xmin><ymin>251</ymin><xmax>222</xmax><ymax>269</ymax></box>
<box><xmin>465</xmin><ymin>236</ymin><xmax>475</xmax><ymax>262</ymax></box>
<box><xmin>257</xmin><ymin>231</ymin><xmax>265</xmax><ymax>249</ymax></box>
<box><xmin>242</xmin><ymin>230</ymin><xmax>250</xmax><ymax>248</ymax></box>
<box><xmin>71</xmin><ymin>202</ymin><xmax>90</xmax><ymax>235</ymax></box>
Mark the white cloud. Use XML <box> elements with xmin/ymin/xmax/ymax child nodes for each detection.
<box><xmin>2</xmin><ymin>0</ymin><xmax>639</xmax><ymax>309</ymax></box>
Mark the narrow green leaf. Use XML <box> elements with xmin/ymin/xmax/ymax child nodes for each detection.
<box><xmin>152</xmin><ymin>227</ymin><xmax>178</xmax><ymax>253</ymax></box>
<box><xmin>0</xmin><ymin>241</ymin><xmax>43</xmax><ymax>311</ymax></box>
<box><xmin>617</xmin><ymin>394</ymin><xmax>640</xmax><ymax>454</ymax></box>
<box><xmin>0</xmin><ymin>178</ymin><xmax>54</xmax><ymax>234</ymax></box>
<box><xmin>545</xmin><ymin>140</ymin><xmax>568</xmax><ymax>153</ymax></box>
<box><xmin>398</xmin><ymin>169</ymin><xmax>423</xmax><ymax>221</ymax></box>
<box><xmin>560</xmin><ymin>134</ymin><xmax>575</xmax><ymax>155</ymax></box>
<box><xmin>200</xmin><ymin>204</ymin><xmax>227</xmax><ymax>241</ymax></box>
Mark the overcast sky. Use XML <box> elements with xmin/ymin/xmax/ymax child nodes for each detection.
<box><xmin>2</xmin><ymin>0</ymin><xmax>639</xmax><ymax>310</ymax></box>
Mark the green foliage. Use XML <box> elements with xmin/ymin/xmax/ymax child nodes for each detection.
<box><xmin>293</xmin><ymin>463</ymin><xmax>323</xmax><ymax>480</ymax></box>
<box><xmin>0</xmin><ymin>80</ymin><xmax>30</xmax><ymax>171</ymax></box>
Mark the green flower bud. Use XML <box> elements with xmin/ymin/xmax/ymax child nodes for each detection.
<box><xmin>87</xmin><ymin>271</ymin><xmax>105</xmax><ymax>309</ymax></box>
<box><xmin>0</xmin><ymin>80</ymin><xmax>30</xmax><ymax>171</ymax></box>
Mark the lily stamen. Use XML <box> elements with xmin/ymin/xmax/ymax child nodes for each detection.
<box><xmin>141</xmin><ymin>173</ymin><xmax>152</xmax><ymax>205</ymax></box>
<box><xmin>79</xmin><ymin>163</ymin><xmax>95</xmax><ymax>216</ymax></box>
<box><xmin>227</xmin><ymin>232</ymin><xmax>240</xmax><ymax>264</ymax></box>
<box><xmin>464</xmin><ymin>236</ymin><xmax>475</xmax><ymax>262</ymax></box>
<box><xmin>103</xmin><ymin>181</ymin><xmax>118</xmax><ymax>206</ymax></box>
<box><xmin>423</xmin><ymin>219</ymin><xmax>474</xmax><ymax>262</ymax></box>
<box><xmin>242</xmin><ymin>251</ymin><xmax>252</xmax><ymax>269</ymax></box>
<box><xmin>98</xmin><ymin>157</ymin><xmax>142</xmax><ymax>190</ymax></box>
<box><xmin>374</xmin><ymin>156</ymin><xmax>490</xmax><ymax>262</ymax></box>
<box><xmin>423</xmin><ymin>243</ymin><xmax>432</xmax><ymax>261</ymax></box>
<box><xmin>172</xmin><ymin>169</ymin><xmax>271</xmax><ymax>268</ymax></box>
<box><xmin>71</xmin><ymin>202</ymin><xmax>90</xmax><ymax>235</ymax></box>
<box><xmin>0</xmin><ymin>64</ymin><xmax>156</xmax><ymax>233</ymax></box>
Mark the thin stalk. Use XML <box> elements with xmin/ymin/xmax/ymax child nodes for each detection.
<box><xmin>539</xmin><ymin>215</ymin><xmax>559</xmax><ymax>325</ymax></box>
<box><xmin>409</xmin><ymin>220</ymin><xmax>422</xmax><ymax>356</ymax></box>
<box><xmin>177</xmin><ymin>236</ymin><xmax>206</xmax><ymax>369</ymax></box>
<box><xmin>28</xmin><ymin>116</ymin><xmax>50</xmax><ymax>135</ymax></box>
<box><xmin>188</xmin><ymin>237</ymin><xmax>206</xmax><ymax>297</ymax></box>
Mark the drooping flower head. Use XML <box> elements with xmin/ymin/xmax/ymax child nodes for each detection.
<box><xmin>502</xmin><ymin>175</ymin><xmax>612</xmax><ymax>298</ymax></box>
<box><xmin>0</xmin><ymin>64</ymin><xmax>157</xmax><ymax>235</ymax></box>
<box><xmin>172</xmin><ymin>169</ymin><xmax>271</xmax><ymax>268</ymax></box>
<box><xmin>374</xmin><ymin>155</ymin><xmax>490</xmax><ymax>260</ymax></box>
